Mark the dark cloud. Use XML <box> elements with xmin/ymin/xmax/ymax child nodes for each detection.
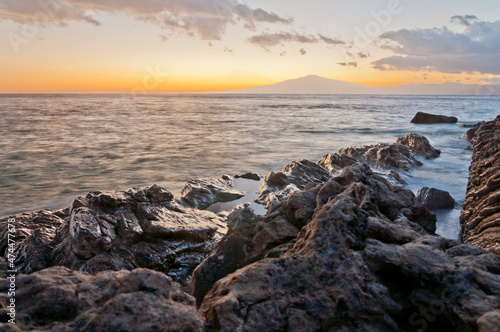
<box><xmin>357</xmin><ymin>52</ymin><xmax>370</xmax><ymax>59</ymax></box>
<box><xmin>299</xmin><ymin>48</ymin><xmax>306</xmax><ymax>55</ymax></box>
<box><xmin>337</xmin><ymin>62</ymin><xmax>358</xmax><ymax>68</ymax></box>
<box><xmin>0</xmin><ymin>0</ymin><xmax>291</xmax><ymax>40</ymax></box>
<box><xmin>451</xmin><ymin>15</ymin><xmax>478</xmax><ymax>26</ymax></box>
<box><xmin>318</xmin><ymin>34</ymin><xmax>344</xmax><ymax>45</ymax></box>
<box><xmin>372</xmin><ymin>17</ymin><xmax>500</xmax><ymax>74</ymax></box>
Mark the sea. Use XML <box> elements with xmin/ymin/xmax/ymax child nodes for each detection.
<box><xmin>1</xmin><ymin>94</ymin><xmax>498</xmax><ymax>239</ymax></box>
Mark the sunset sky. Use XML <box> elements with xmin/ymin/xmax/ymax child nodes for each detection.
<box><xmin>1</xmin><ymin>0</ymin><xmax>499</xmax><ymax>92</ymax></box>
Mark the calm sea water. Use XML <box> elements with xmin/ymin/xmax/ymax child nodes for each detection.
<box><xmin>1</xmin><ymin>94</ymin><xmax>498</xmax><ymax>238</ymax></box>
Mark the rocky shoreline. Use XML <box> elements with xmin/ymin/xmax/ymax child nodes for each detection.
<box><xmin>1</xmin><ymin>125</ymin><xmax>500</xmax><ymax>331</ymax></box>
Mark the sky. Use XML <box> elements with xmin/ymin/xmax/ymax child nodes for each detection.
<box><xmin>0</xmin><ymin>0</ymin><xmax>499</xmax><ymax>92</ymax></box>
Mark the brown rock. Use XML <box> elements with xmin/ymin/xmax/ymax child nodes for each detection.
<box><xmin>180</xmin><ymin>176</ymin><xmax>245</xmax><ymax>209</ymax></box>
<box><xmin>461</xmin><ymin>115</ymin><xmax>500</xmax><ymax>254</ymax></box>
<box><xmin>396</xmin><ymin>132</ymin><xmax>441</xmax><ymax>159</ymax></box>
<box><xmin>417</xmin><ymin>187</ymin><xmax>456</xmax><ymax>210</ymax></box>
<box><xmin>411</xmin><ymin>112</ymin><xmax>458</xmax><ymax>124</ymax></box>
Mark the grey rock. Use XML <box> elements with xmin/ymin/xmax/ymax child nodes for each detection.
<box><xmin>396</xmin><ymin>132</ymin><xmax>441</xmax><ymax>159</ymax></box>
<box><xmin>417</xmin><ymin>187</ymin><xmax>456</xmax><ymax>210</ymax></box>
<box><xmin>180</xmin><ymin>176</ymin><xmax>245</xmax><ymax>210</ymax></box>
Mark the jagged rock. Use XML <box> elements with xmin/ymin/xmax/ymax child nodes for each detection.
<box><xmin>192</xmin><ymin>164</ymin><xmax>437</xmax><ymax>309</ymax></box>
<box><xmin>385</xmin><ymin>169</ymin><xmax>406</xmax><ymax>185</ymax></box>
<box><xmin>180</xmin><ymin>176</ymin><xmax>245</xmax><ymax>209</ymax></box>
<box><xmin>465</xmin><ymin>122</ymin><xmax>486</xmax><ymax>142</ymax></box>
<box><xmin>255</xmin><ymin>159</ymin><xmax>331</xmax><ymax>209</ymax></box>
<box><xmin>411</xmin><ymin>112</ymin><xmax>458</xmax><ymax>124</ymax></box>
<box><xmin>234</xmin><ymin>172</ymin><xmax>262</xmax><ymax>181</ymax></box>
<box><xmin>338</xmin><ymin>143</ymin><xmax>422</xmax><ymax>171</ymax></box>
<box><xmin>417</xmin><ymin>187</ymin><xmax>456</xmax><ymax>210</ymax></box>
<box><xmin>199</xmin><ymin>164</ymin><xmax>500</xmax><ymax>331</ymax></box>
<box><xmin>0</xmin><ymin>185</ymin><xmax>227</xmax><ymax>288</ymax></box>
<box><xmin>0</xmin><ymin>267</ymin><xmax>203</xmax><ymax>331</ymax></box>
<box><xmin>317</xmin><ymin>152</ymin><xmax>358</xmax><ymax>173</ymax></box>
<box><xmin>396</xmin><ymin>133</ymin><xmax>441</xmax><ymax>159</ymax></box>
<box><xmin>461</xmin><ymin>115</ymin><xmax>500</xmax><ymax>255</ymax></box>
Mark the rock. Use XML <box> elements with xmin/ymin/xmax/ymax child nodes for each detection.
<box><xmin>417</xmin><ymin>187</ymin><xmax>456</xmax><ymax>210</ymax></box>
<box><xmin>180</xmin><ymin>176</ymin><xmax>245</xmax><ymax>209</ymax></box>
<box><xmin>0</xmin><ymin>267</ymin><xmax>204</xmax><ymax>331</ymax></box>
<box><xmin>255</xmin><ymin>159</ymin><xmax>331</xmax><ymax>209</ymax></box>
<box><xmin>411</xmin><ymin>112</ymin><xmax>458</xmax><ymax>124</ymax></box>
<box><xmin>465</xmin><ymin>121</ymin><xmax>486</xmax><ymax>142</ymax></box>
<box><xmin>461</xmin><ymin>115</ymin><xmax>500</xmax><ymax>255</ymax></box>
<box><xmin>317</xmin><ymin>152</ymin><xmax>358</xmax><ymax>173</ymax></box>
<box><xmin>338</xmin><ymin>143</ymin><xmax>422</xmax><ymax>171</ymax></box>
<box><xmin>385</xmin><ymin>169</ymin><xmax>407</xmax><ymax>185</ymax></box>
<box><xmin>234</xmin><ymin>172</ymin><xmax>262</xmax><ymax>181</ymax></box>
<box><xmin>478</xmin><ymin>310</ymin><xmax>500</xmax><ymax>332</ymax></box>
<box><xmin>0</xmin><ymin>184</ymin><xmax>227</xmax><ymax>288</ymax></box>
<box><xmin>395</xmin><ymin>132</ymin><xmax>441</xmax><ymax>159</ymax></box>
<box><xmin>199</xmin><ymin>164</ymin><xmax>500</xmax><ymax>331</ymax></box>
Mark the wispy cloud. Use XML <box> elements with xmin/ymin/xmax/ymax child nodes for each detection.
<box><xmin>249</xmin><ymin>32</ymin><xmax>344</xmax><ymax>48</ymax></box>
<box><xmin>0</xmin><ymin>0</ymin><xmax>292</xmax><ymax>40</ymax></box>
<box><xmin>337</xmin><ymin>62</ymin><xmax>358</xmax><ymax>68</ymax></box>
<box><xmin>372</xmin><ymin>17</ymin><xmax>500</xmax><ymax>74</ymax></box>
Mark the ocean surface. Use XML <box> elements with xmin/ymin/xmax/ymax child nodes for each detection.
<box><xmin>1</xmin><ymin>94</ymin><xmax>498</xmax><ymax>239</ymax></box>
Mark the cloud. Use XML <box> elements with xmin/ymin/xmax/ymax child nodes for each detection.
<box><xmin>318</xmin><ymin>34</ymin><xmax>344</xmax><ymax>45</ymax></box>
<box><xmin>0</xmin><ymin>0</ymin><xmax>291</xmax><ymax>40</ymax></box>
<box><xmin>357</xmin><ymin>52</ymin><xmax>370</xmax><ymax>59</ymax></box>
<box><xmin>451</xmin><ymin>15</ymin><xmax>478</xmax><ymax>26</ymax></box>
<box><xmin>372</xmin><ymin>17</ymin><xmax>500</xmax><ymax>74</ymax></box>
<box><xmin>299</xmin><ymin>48</ymin><xmax>306</xmax><ymax>55</ymax></box>
<box><xmin>249</xmin><ymin>32</ymin><xmax>344</xmax><ymax>48</ymax></box>
<box><xmin>337</xmin><ymin>62</ymin><xmax>357</xmax><ymax>68</ymax></box>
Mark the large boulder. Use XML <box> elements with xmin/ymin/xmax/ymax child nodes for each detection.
<box><xmin>338</xmin><ymin>143</ymin><xmax>422</xmax><ymax>171</ymax></box>
<box><xmin>198</xmin><ymin>164</ymin><xmax>500</xmax><ymax>331</ymax></box>
<box><xmin>396</xmin><ymin>133</ymin><xmax>441</xmax><ymax>159</ymax></box>
<box><xmin>417</xmin><ymin>187</ymin><xmax>456</xmax><ymax>210</ymax></box>
<box><xmin>317</xmin><ymin>152</ymin><xmax>358</xmax><ymax>173</ymax></box>
<box><xmin>461</xmin><ymin>115</ymin><xmax>500</xmax><ymax>254</ymax></box>
<box><xmin>0</xmin><ymin>184</ymin><xmax>227</xmax><ymax>288</ymax></box>
<box><xmin>411</xmin><ymin>112</ymin><xmax>458</xmax><ymax>124</ymax></box>
<box><xmin>0</xmin><ymin>267</ymin><xmax>204</xmax><ymax>331</ymax></box>
<box><xmin>192</xmin><ymin>164</ymin><xmax>438</xmax><ymax>308</ymax></box>
<box><xmin>180</xmin><ymin>175</ymin><xmax>245</xmax><ymax>210</ymax></box>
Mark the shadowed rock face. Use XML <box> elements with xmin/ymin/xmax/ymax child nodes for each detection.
<box><xmin>0</xmin><ymin>184</ymin><xmax>227</xmax><ymax>288</ymax></box>
<box><xmin>417</xmin><ymin>187</ymin><xmax>456</xmax><ymax>210</ymax></box>
<box><xmin>195</xmin><ymin>164</ymin><xmax>500</xmax><ymax>332</ymax></box>
<box><xmin>396</xmin><ymin>133</ymin><xmax>441</xmax><ymax>159</ymax></box>
<box><xmin>461</xmin><ymin>115</ymin><xmax>500</xmax><ymax>254</ymax></box>
<box><xmin>0</xmin><ymin>267</ymin><xmax>204</xmax><ymax>331</ymax></box>
<box><xmin>411</xmin><ymin>112</ymin><xmax>458</xmax><ymax>124</ymax></box>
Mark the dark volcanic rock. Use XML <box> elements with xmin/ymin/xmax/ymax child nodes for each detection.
<box><xmin>198</xmin><ymin>164</ymin><xmax>500</xmax><ymax>331</ymax></box>
<box><xmin>338</xmin><ymin>142</ymin><xmax>422</xmax><ymax>171</ymax></box>
<box><xmin>396</xmin><ymin>132</ymin><xmax>441</xmax><ymax>159</ymax></box>
<box><xmin>234</xmin><ymin>172</ymin><xmax>262</xmax><ymax>181</ymax></box>
<box><xmin>0</xmin><ymin>267</ymin><xmax>204</xmax><ymax>331</ymax></box>
<box><xmin>461</xmin><ymin>115</ymin><xmax>500</xmax><ymax>254</ymax></box>
<box><xmin>256</xmin><ymin>159</ymin><xmax>331</xmax><ymax>210</ymax></box>
<box><xmin>317</xmin><ymin>152</ymin><xmax>358</xmax><ymax>173</ymax></box>
<box><xmin>0</xmin><ymin>185</ymin><xmax>227</xmax><ymax>288</ymax></box>
<box><xmin>417</xmin><ymin>187</ymin><xmax>456</xmax><ymax>210</ymax></box>
<box><xmin>411</xmin><ymin>112</ymin><xmax>458</xmax><ymax>124</ymax></box>
<box><xmin>180</xmin><ymin>176</ymin><xmax>245</xmax><ymax>210</ymax></box>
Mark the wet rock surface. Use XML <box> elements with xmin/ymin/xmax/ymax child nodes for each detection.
<box><xmin>180</xmin><ymin>176</ymin><xmax>245</xmax><ymax>210</ymax></box>
<box><xmin>461</xmin><ymin>115</ymin><xmax>500</xmax><ymax>254</ymax></box>
<box><xmin>1</xmin><ymin>184</ymin><xmax>227</xmax><ymax>287</ymax></box>
<box><xmin>198</xmin><ymin>164</ymin><xmax>500</xmax><ymax>331</ymax></box>
<box><xmin>317</xmin><ymin>152</ymin><xmax>358</xmax><ymax>173</ymax></box>
<box><xmin>411</xmin><ymin>112</ymin><xmax>458</xmax><ymax>124</ymax></box>
<box><xmin>0</xmin><ymin>267</ymin><xmax>204</xmax><ymax>331</ymax></box>
<box><xmin>417</xmin><ymin>187</ymin><xmax>456</xmax><ymax>210</ymax></box>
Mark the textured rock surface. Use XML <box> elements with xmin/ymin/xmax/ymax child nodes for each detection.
<box><xmin>411</xmin><ymin>112</ymin><xmax>458</xmax><ymax>124</ymax></box>
<box><xmin>180</xmin><ymin>176</ymin><xmax>245</xmax><ymax>209</ymax></box>
<box><xmin>396</xmin><ymin>133</ymin><xmax>441</xmax><ymax>159</ymax></box>
<box><xmin>256</xmin><ymin>159</ymin><xmax>331</xmax><ymax>210</ymax></box>
<box><xmin>417</xmin><ymin>187</ymin><xmax>456</xmax><ymax>210</ymax></box>
<box><xmin>0</xmin><ymin>185</ymin><xmax>227</xmax><ymax>287</ymax></box>
<box><xmin>235</xmin><ymin>172</ymin><xmax>262</xmax><ymax>181</ymax></box>
<box><xmin>199</xmin><ymin>164</ymin><xmax>500</xmax><ymax>331</ymax></box>
<box><xmin>338</xmin><ymin>142</ymin><xmax>423</xmax><ymax>171</ymax></box>
<box><xmin>317</xmin><ymin>152</ymin><xmax>358</xmax><ymax>173</ymax></box>
<box><xmin>461</xmin><ymin>115</ymin><xmax>500</xmax><ymax>254</ymax></box>
<box><xmin>0</xmin><ymin>267</ymin><xmax>204</xmax><ymax>331</ymax></box>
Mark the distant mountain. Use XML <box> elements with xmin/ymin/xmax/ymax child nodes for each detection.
<box><xmin>218</xmin><ymin>75</ymin><xmax>500</xmax><ymax>95</ymax></box>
